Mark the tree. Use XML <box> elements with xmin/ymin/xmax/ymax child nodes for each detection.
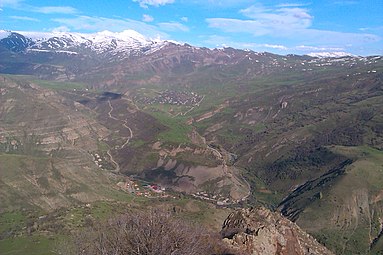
<box><xmin>57</xmin><ymin>209</ymin><xmax>237</xmax><ymax>255</ymax></box>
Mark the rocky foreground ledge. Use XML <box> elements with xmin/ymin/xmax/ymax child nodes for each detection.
<box><xmin>221</xmin><ymin>207</ymin><xmax>333</xmax><ymax>255</ymax></box>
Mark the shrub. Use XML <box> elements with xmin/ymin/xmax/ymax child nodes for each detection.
<box><xmin>57</xmin><ymin>209</ymin><xmax>237</xmax><ymax>255</ymax></box>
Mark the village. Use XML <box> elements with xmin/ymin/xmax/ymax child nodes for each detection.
<box><xmin>135</xmin><ymin>90</ymin><xmax>203</xmax><ymax>106</ymax></box>
<box><xmin>91</xmin><ymin>152</ymin><xmax>176</xmax><ymax>198</ymax></box>
<box><xmin>116</xmin><ymin>176</ymin><xmax>240</xmax><ymax>206</ymax></box>
<box><xmin>116</xmin><ymin>176</ymin><xmax>173</xmax><ymax>199</ymax></box>
<box><xmin>91</xmin><ymin>152</ymin><xmax>241</xmax><ymax>205</ymax></box>
<box><xmin>191</xmin><ymin>191</ymin><xmax>235</xmax><ymax>206</ymax></box>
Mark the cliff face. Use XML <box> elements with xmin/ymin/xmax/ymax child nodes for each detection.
<box><xmin>221</xmin><ymin>207</ymin><xmax>334</xmax><ymax>255</ymax></box>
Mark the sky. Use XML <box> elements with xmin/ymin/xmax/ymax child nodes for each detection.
<box><xmin>0</xmin><ymin>0</ymin><xmax>382</xmax><ymax>56</ymax></box>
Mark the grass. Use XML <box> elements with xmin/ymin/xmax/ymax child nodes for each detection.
<box><xmin>0</xmin><ymin>151</ymin><xmax>139</xmax><ymax>211</ymax></box>
<box><xmin>0</xmin><ymin>195</ymin><xmax>229</xmax><ymax>254</ymax></box>
<box><xmin>0</xmin><ymin>211</ymin><xmax>26</xmax><ymax>234</ymax></box>
<box><xmin>216</xmin><ymin>128</ymin><xmax>245</xmax><ymax>144</ymax></box>
<box><xmin>128</xmin><ymin>139</ymin><xmax>146</xmax><ymax>148</ymax></box>
<box><xmin>146</xmin><ymin>108</ymin><xmax>192</xmax><ymax>145</ymax></box>
<box><xmin>327</xmin><ymin>146</ymin><xmax>383</xmax><ymax>192</ymax></box>
<box><xmin>290</xmin><ymin>145</ymin><xmax>383</xmax><ymax>254</ymax></box>
<box><xmin>246</xmin><ymin>123</ymin><xmax>266</xmax><ymax>133</ymax></box>
<box><xmin>96</xmin><ymin>140</ymin><xmax>110</xmax><ymax>152</ymax></box>
<box><xmin>0</xmin><ymin>153</ymin><xmax>49</xmax><ymax>180</ymax></box>
<box><xmin>175</xmin><ymin>151</ymin><xmax>220</xmax><ymax>167</ymax></box>
<box><xmin>0</xmin><ymin>235</ymin><xmax>56</xmax><ymax>255</ymax></box>
<box><xmin>245</xmin><ymin>173</ymin><xmax>282</xmax><ymax>207</ymax></box>
<box><xmin>313</xmin><ymin>229</ymin><xmax>348</xmax><ymax>255</ymax></box>
<box><xmin>31</xmin><ymin>79</ymin><xmax>86</xmax><ymax>91</ymax></box>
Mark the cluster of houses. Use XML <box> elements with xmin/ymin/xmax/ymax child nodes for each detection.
<box><xmin>0</xmin><ymin>136</ymin><xmax>19</xmax><ymax>153</ymax></box>
<box><xmin>117</xmin><ymin>177</ymin><xmax>173</xmax><ymax>198</ymax></box>
<box><xmin>135</xmin><ymin>90</ymin><xmax>203</xmax><ymax>106</ymax></box>
<box><xmin>191</xmin><ymin>191</ymin><xmax>233</xmax><ymax>206</ymax></box>
<box><xmin>92</xmin><ymin>153</ymin><xmax>104</xmax><ymax>168</ymax></box>
<box><xmin>0</xmin><ymin>88</ymin><xmax>7</xmax><ymax>96</ymax></box>
<box><xmin>91</xmin><ymin>152</ymin><xmax>174</xmax><ymax>198</ymax></box>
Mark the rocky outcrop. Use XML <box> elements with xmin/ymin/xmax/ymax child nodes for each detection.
<box><xmin>221</xmin><ymin>207</ymin><xmax>333</xmax><ymax>255</ymax></box>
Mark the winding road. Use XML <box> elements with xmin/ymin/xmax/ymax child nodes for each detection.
<box><xmin>105</xmin><ymin>99</ymin><xmax>134</xmax><ymax>172</ymax></box>
<box><xmin>206</xmin><ymin>143</ymin><xmax>251</xmax><ymax>202</ymax></box>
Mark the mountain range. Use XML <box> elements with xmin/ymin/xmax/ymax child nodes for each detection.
<box><xmin>0</xmin><ymin>30</ymin><xmax>352</xmax><ymax>58</ymax></box>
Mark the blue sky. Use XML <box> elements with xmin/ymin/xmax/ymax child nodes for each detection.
<box><xmin>0</xmin><ymin>0</ymin><xmax>382</xmax><ymax>55</ymax></box>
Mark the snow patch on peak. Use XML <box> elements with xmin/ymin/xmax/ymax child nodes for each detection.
<box><xmin>117</xmin><ymin>30</ymin><xmax>148</xmax><ymax>42</ymax></box>
<box><xmin>83</xmin><ymin>30</ymin><xmax>152</xmax><ymax>48</ymax></box>
<box><xmin>86</xmin><ymin>30</ymin><xmax>147</xmax><ymax>42</ymax></box>
<box><xmin>0</xmin><ymin>30</ymin><xmax>12</xmax><ymax>40</ymax></box>
<box><xmin>307</xmin><ymin>52</ymin><xmax>353</xmax><ymax>58</ymax></box>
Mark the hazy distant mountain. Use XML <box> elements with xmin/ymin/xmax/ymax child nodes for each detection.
<box><xmin>307</xmin><ymin>51</ymin><xmax>353</xmax><ymax>58</ymax></box>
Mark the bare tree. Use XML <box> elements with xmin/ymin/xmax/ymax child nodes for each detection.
<box><xmin>57</xmin><ymin>209</ymin><xmax>237</xmax><ymax>255</ymax></box>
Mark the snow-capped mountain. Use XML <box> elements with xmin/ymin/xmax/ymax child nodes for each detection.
<box><xmin>1</xmin><ymin>30</ymin><xmax>358</xmax><ymax>61</ymax></box>
<box><xmin>307</xmin><ymin>51</ymin><xmax>353</xmax><ymax>58</ymax></box>
<box><xmin>0</xmin><ymin>31</ymin><xmax>35</xmax><ymax>52</ymax></box>
<box><xmin>1</xmin><ymin>29</ymin><xmax>379</xmax><ymax>88</ymax></box>
<box><xmin>0</xmin><ymin>30</ymin><xmax>169</xmax><ymax>57</ymax></box>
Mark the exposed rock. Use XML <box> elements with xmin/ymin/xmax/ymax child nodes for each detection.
<box><xmin>221</xmin><ymin>207</ymin><xmax>333</xmax><ymax>255</ymax></box>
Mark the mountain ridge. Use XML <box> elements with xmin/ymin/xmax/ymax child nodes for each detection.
<box><xmin>0</xmin><ymin>30</ymin><xmax>360</xmax><ymax>59</ymax></box>
<box><xmin>0</xmin><ymin>29</ymin><xmax>170</xmax><ymax>57</ymax></box>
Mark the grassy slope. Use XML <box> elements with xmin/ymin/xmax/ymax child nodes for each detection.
<box><xmin>0</xmin><ymin>197</ymin><xmax>230</xmax><ymax>255</ymax></box>
<box><xmin>288</xmin><ymin>146</ymin><xmax>383</xmax><ymax>254</ymax></box>
<box><xmin>145</xmin><ymin>108</ymin><xmax>192</xmax><ymax>145</ymax></box>
<box><xmin>0</xmin><ymin>153</ymin><xmax>134</xmax><ymax>210</ymax></box>
<box><xmin>0</xmin><ymin>236</ymin><xmax>54</xmax><ymax>255</ymax></box>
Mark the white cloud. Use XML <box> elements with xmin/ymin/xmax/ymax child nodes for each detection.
<box><xmin>333</xmin><ymin>1</ymin><xmax>358</xmax><ymax>6</ymax></box>
<box><xmin>31</xmin><ymin>6</ymin><xmax>78</xmax><ymax>14</ymax></box>
<box><xmin>0</xmin><ymin>0</ymin><xmax>22</xmax><ymax>7</ymax></box>
<box><xmin>239</xmin><ymin>5</ymin><xmax>313</xmax><ymax>31</ymax></box>
<box><xmin>142</xmin><ymin>14</ymin><xmax>154</xmax><ymax>22</ymax></box>
<box><xmin>207</xmin><ymin>4</ymin><xmax>380</xmax><ymax>47</ymax></box>
<box><xmin>133</xmin><ymin>0</ymin><xmax>175</xmax><ymax>8</ymax></box>
<box><xmin>208</xmin><ymin>17</ymin><xmax>380</xmax><ymax>45</ymax></box>
<box><xmin>209</xmin><ymin>4</ymin><xmax>313</xmax><ymax>34</ymax></box>
<box><xmin>295</xmin><ymin>28</ymin><xmax>380</xmax><ymax>45</ymax></box>
<box><xmin>207</xmin><ymin>18</ymin><xmax>269</xmax><ymax>36</ymax></box>
<box><xmin>207</xmin><ymin>5</ymin><xmax>314</xmax><ymax>37</ymax></box>
<box><xmin>276</xmin><ymin>3</ymin><xmax>310</xmax><ymax>8</ymax></box>
<box><xmin>158</xmin><ymin>22</ymin><xmax>189</xmax><ymax>32</ymax></box>
<box><xmin>52</xmin><ymin>15</ymin><xmax>168</xmax><ymax>39</ymax></box>
<box><xmin>0</xmin><ymin>0</ymin><xmax>78</xmax><ymax>14</ymax></box>
<box><xmin>181</xmin><ymin>17</ymin><xmax>188</xmax><ymax>22</ymax></box>
<box><xmin>203</xmin><ymin>35</ymin><xmax>288</xmax><ymax>51</ymax></box>
<box><xmin>187</xmin><ymin>0</ymin><xmax>253</xmax><ymax>8</ymax></box>
<box><xmin>359</xmin><ymin>26</ymin><xmax>383</xmax><ymax>32</ymax></box>
<box><xmin>263</xmin><ymin>44</ymin><xmax>288</xmax><ymax>50</ymax></box>
<box><xmin>10</xmin><ymin>15</ymin><xmax>40</xmax><ymax>22</ymax></box>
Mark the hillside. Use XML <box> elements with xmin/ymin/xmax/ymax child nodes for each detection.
<box><xmin>0</xmin><ymin>30</ymin><xmax>382</xmax><ymax>254</ymax></box>
<box><xmin>278</xmin><ymin>146</ymin><xmax>383</xmax><ymax>254</ymax></box>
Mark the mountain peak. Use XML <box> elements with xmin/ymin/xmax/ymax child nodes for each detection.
<box><xmin>307</xmin><ymin>51</ymin><xmax>353</xmax><ymax>58</ymax></box>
